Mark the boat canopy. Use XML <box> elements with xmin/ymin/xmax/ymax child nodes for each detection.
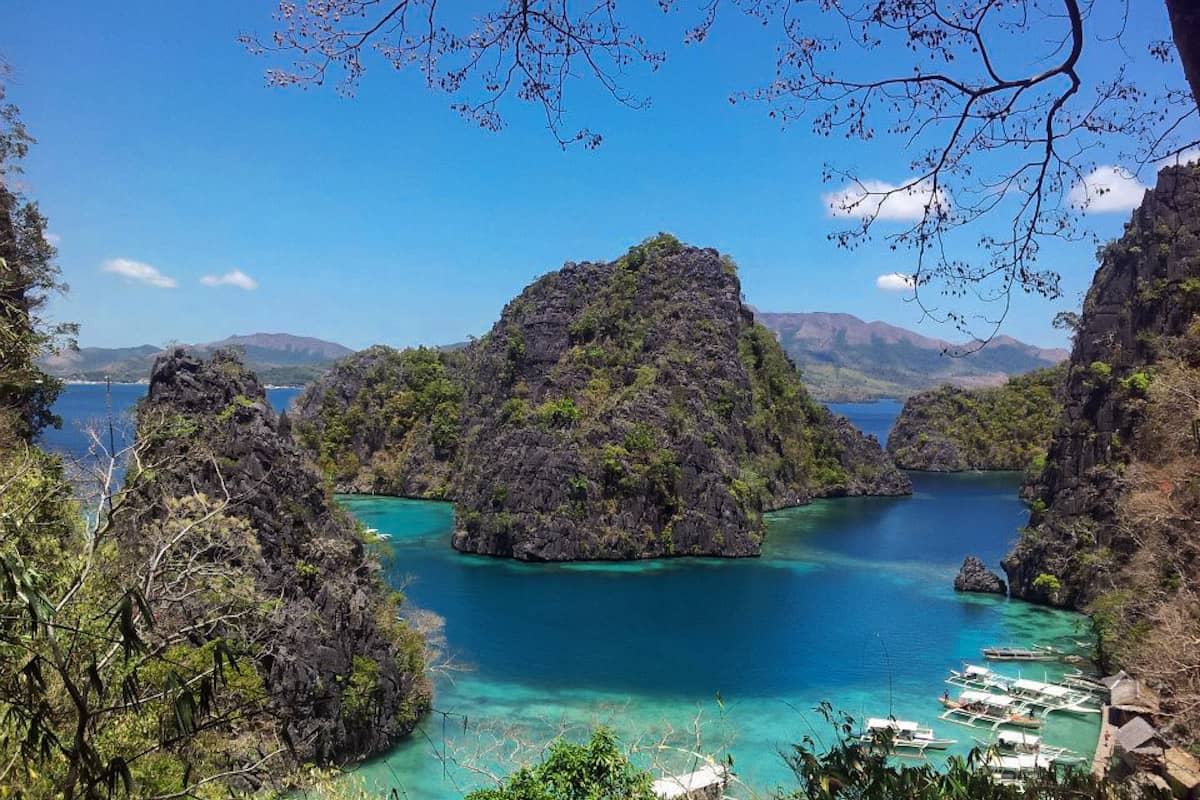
<box><xmin>965</xmin><ymin>665</ymin><xmax>992</xmax><ymax>676</ymax></box>
<box><xmin>1013</xmin><ymin>678</ymin><xmax>1073</xmax><ymax>698</ymax></box>
<box><xmin>867</xmin><ymin>718</ymin><xmax>920</xmax><ymax>732</ymax></box>
<box><xmin>997</xmin><ymin>730</ymin><xmax>1040</xmax><ymax>746</ymax></box>
<box><xmin>960</xmin><ymin>690</ymin><xmax>1016</xmax><ymax>707</ymax></box>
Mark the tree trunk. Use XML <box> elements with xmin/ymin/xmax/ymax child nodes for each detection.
<box><xmin>1166</xmin><ymin>0</ymin><xmax>1200</xmax><ymax>111</ymax></box>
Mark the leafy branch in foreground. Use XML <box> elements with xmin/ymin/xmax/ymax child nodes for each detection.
<box><xmin>244</xmin><ymin>1</ymin><xmax>1200</xmax><ymax>342</ymax></box>
<box><xmin>0</xmin><ymin>428</ymin><xmax>279</xmax><ymax>799</ymax></box>
<box><xmin>781</xmin><ymin>703</ymin><xmax>1138</xmax><ymax>800</ymax></box>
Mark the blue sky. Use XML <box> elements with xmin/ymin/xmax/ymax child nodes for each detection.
<box><xmin>1</xmin><ymin>1</ymin><xmax>1189</xmax><ymax>350</ymax></box>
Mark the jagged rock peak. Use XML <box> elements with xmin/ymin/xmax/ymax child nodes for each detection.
<box><xmin>954</xmin><ymin>556</ymin><xmax>1007</xmax><ymax>595</ymax></box>
<box><xmin>128</xmin><ymin>347</ymin><xmax>432</xmax><ymax>764</ymax></box>
<box><xmin>295</xmin><ymin>235</ymin><xmax>911</xmax><ymax>562</ymax></box>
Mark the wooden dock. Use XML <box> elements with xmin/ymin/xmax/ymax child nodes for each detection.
<box><xmin>1091</xmin><ymin>705</ymin><xmax>1115</xmax><ymax>777</ymax></box>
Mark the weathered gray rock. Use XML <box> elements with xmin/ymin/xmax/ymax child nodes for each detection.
<box><xmin>954</xmin><ymin>556</ymin><xmax>1007</xmax><ymax>594</ymax></box>
<box><xmin>296</xmin><ymin>236</ymin><xmax>911</xmax><ymax>561</ymax></box>
<box><xmin>122</xmin><ymin>348</ymin><xmax>430</xmax><ymax>764</ymax></box>
<box><xmin>1004</xmin><ymin>165</ymin><xmax>1200</xmax><ymax>607</ymax></box>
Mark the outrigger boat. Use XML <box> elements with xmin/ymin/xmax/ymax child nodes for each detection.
<box><xmin>947</xmin><ymin>666</ymin><xmax>1101</xmax><ymax>715</ymax></box>
<box><xmin>1007</xmin><ymin>678</ymin><xmax>1101</xmax><ymax>714</ymax></box>
<box><xmin>1060</xmin><ymin>670</ymin><xmax>1110</xmax><ymax>697</ymax></box>
<box><xmin>858</xmin><ymin>718</ymin><xmax>957</xmax><ymax>757</ymax></box>
<box><xmin>947</xmin><ymin>664</ymin><xmax>1011</xmax><ymax>693</ymax></box>
<box><xmin>939</xmin><ymin>690</ymin><xmax>1043</xmax><ymax>730</ymax></box>
<box><xmin>985</xmin><ymin>752</ymin><xmax>1056</xmax><ymax>786</ymax></box>
<box><xmin>982</xmin><ymin>645</ymin><xmax>1062</xmax><ymax>662</ymax></box>
<box><xmin>974</xmin><ymin>730</ymin><xmax>1085</xmax><ymax>766</ymax></box>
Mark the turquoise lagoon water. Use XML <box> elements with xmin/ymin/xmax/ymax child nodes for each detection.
<box><xmin>341</xmin><ymin>405</ymin><xmax>1100</xmax><ymax>799</ymax></box>
<box><xmin>41</xmin><ymin>390</ymin><xmax>1099</xmax><ymax>797</ymax></box>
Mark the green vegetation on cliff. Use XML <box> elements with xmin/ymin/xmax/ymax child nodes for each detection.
<box><xmin>296</xmin><ymin>235</ymin><xmax>910</xmax><ymax>561</ymax></box>
<box><xmin>2</xmin><ymin>349</ymin><xmax>434</xmax><ymax>799</ymax></box>
<box><xmin>886</xmin><ymin>365</ymin><xmax>1065</xmax><ymax>471</ymax></box>
<box><xmin>1005</xmin><ymin>165</ymin><xmax>1200</xmax><ymax>747</ymax></box>
<box><xmin>295</xmin><ymin>345</ymin><xmax>463</xmax><ymax>496</ymax></box>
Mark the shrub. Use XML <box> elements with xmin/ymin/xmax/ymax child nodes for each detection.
<box><xmin>623</xmin><ymin>423</ymin><xmax>656</xmax><ymax>452</ymax></box>
<box><xmin>535</xmin><ymin>397</ymin><xmax>581</xmax><ymax>429</ymax></box>
<box><xmin>567</xmin><ymin>475</ymin><xmax>589</xmax><ymax>501</ymax></box>
<box><xmin>1032</xmin><ymin>572</ymin><xmax>1062</xmax><ymax>598</ymax></box>
<box><xmin>506</xmin><ymin>331</ymin><xmax>526</xmax><ymax>363</ymax></box>
<box><xmin>340</xmin><ymin>655</ymin><xmax>380</xmax><ymax>720</ymax></box>
<box><xmin>464</xmin><ymin>728</ymin><xmax>655</xmax><ymax>800</ymax></box>
<box><xmin>500</xmin><ymin>397</ymin><xmax>529</xmax><ymax>424</ymax></box>
<box><xmin>1120</xmin><ymin>370</ymin><xmax>1151</xmax><ymax>394</ymax></box>
<box><xmin>1088</xmin><ymin>361</ymin><xmax>1113</xmax><ymax>382</ymax></box>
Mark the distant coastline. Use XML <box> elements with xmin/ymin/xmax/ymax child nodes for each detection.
<box><xmin>64</xmin><ymin>380</ymin><xmax>304</xmax><ymax>390</ymax></box>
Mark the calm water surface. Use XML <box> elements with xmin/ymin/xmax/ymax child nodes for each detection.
<box><xmin>43</xmin><ymin>390</ymin><xmax>1097</xmax><ymax>796</ymax></box>
<box><xmin>343</xmin><ymin>402</ymin><xmax>1099</xmax><ymax>799</ymax></box>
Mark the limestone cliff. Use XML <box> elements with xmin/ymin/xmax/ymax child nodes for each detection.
<box><xmin>296</xmin><ymin>236</ymin><xmax>911</xmax><ymax>561</ymax></box>
<box><xmin>1003</xmin><ymin>166</ymin><xmax>1200</xmax><ymax>744</ymax></box>
<box><xmin>119</xmin><ymin>349</ymin><xmax>431</xmax><ymax>763</ymax></box>
<box><xmin>885</xmin><ymin>366</ymin><xmax>1064</xmax><ymax>471</ymax></box>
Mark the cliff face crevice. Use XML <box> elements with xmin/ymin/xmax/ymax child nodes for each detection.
<box><xmin>297</xmin><ymin>236</ymin><xmax>910</xmax><ymax>561</ymax></box>
<box><xmin>119</xmin><ymin>349</ymin><xmax>431</xmax><ymax>764</ymax></box>
<box><xmin>1002</xmin><ymin>166</ymin><xmax>1200</xmax><ymax>744</ymax></box>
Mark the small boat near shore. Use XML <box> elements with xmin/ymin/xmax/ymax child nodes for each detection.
<box><xmin>982</xmin><ymin>645</ymin><xmax>1063</xmax><ymax>662</ymax></box>
<box><xmin>975</xmin><ymin>730</ymin><xmax>1085</xmax><ymax>766</ymax></box>
<box><xmin>947</xmin><ymin>666</ymin><xmax>1101</xmax><ymax>715</ymax></box>
<box><xmin>939</xmin><ymin>690</ymin><xmax>1043</xmax><ymax>730</ymax></box>
<box><xmin>985</xmin><ymin>752</ymin><xmax>1056</xmax><ymax>786</ymax></box>
<box><xmin>858</xmin><ymin>718</ymin><xmax>957</xmax><ymax>757</ymax></box>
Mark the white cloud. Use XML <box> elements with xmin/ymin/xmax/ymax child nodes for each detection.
<box><xmin>44</xmin><ymin>232</ymin><xmax>62</xmax><ymax>246</ymax></box>
<box><xmin>876</xmin><ymin>272</ymin><xmax>916</xmax><ymax>293</ymax></box>
<box><xmin>101</xmin><ymin>258</ymin><xmax>177</xmax><ymax>289</ymax></box>
<box><xmin>1068</xmin><ymin>166</ymin><xmax>1148</xmax><ymax>213</ymax></box>
<box><xmin>823</xmin><ymin>179</ymin><xmax>947</xmax><ymax>221</ymax></box>
<box><xmin>200</xmin><ymin>269</ymin><xmax>258</xmax><ymax>290</ymax></box>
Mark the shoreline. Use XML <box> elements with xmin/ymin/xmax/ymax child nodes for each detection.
<box><xmin>62</xmin><ymin>380</ymin><xmax>305</xmax><ymax>390</ymax></box>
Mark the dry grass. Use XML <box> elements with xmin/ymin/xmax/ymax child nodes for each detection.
<box><xmin>1103</xmin><ymin>352</ymin><xmax>1200</xmax><ymax>743</ymax></box>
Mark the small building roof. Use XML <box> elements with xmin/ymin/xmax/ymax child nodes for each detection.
<box><xmin>1164</xmin><ymin>748</ymin><xmax>1200</xmax><ymax>791</ymax></box>
<box><xmin>1100</xmin><ymin>670</ymin><xmax>1130</xmax><ymax>689</ymax></box>
<box><xmin>1115</xmin><ymin>717</ymin><xmax>1162</xmax><ymax>753</ymax></box>
<box><xmin>1110</xmin><ymin>678</ymin><xmax>1161</xmax><ymax>713</ymax></box>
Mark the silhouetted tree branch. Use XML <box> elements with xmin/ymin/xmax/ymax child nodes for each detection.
<box><xmin>244</xmin><ymin>1</ymin><xmax>1200</xmax><ymax>342</ymax></box>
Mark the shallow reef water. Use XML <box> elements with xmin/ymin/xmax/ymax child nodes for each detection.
<box><xmin>342</xmin><ymin>403</ymin><xmax>1099</xmax><ymax>799</ymax></box>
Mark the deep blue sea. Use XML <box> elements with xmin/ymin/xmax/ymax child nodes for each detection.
<box><xmin>44</xmin><ymin>388</ymin><xmax>1098</xmax><ymax>798</ymax></box>
<box><xmin>40</xmin><ymin>382</ymin><xmax>301</xmax><ymax>459</ymax></box>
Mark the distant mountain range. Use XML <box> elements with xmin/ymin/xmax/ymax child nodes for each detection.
<box><xmin>754</xmin><ymin>312</ymin><xmax>1069</xmax><ymax>402</ymax></box>
<box><xmin>43</xmin><ymin>316</ymin><xmax>1067</xmax><ymax>399</ymax></box>
<box><xmin>40</xmin><ymin>333</ymin><xmax>354</xmax><ymax>386</ymax></box>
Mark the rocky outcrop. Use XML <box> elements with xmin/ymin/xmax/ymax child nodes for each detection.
<box><xmin>1002</xmin><ymin>166</ymin><xmax>1200</xmax><ymax>745</ymax></box>
<box><xmin>886</xmin><ymin>366</ymin><xmax>1064</xmax><ymax>471</ymax></box>
<box><xmin>119</xmin><ymin>349</ymin><xmax>430</xmax><ymax>764</ymax></box>
<box><xmin>1003</xmin><ymin>166</ymin><xmax>1200</xmax><ymax>606</ymax></box>
<box><xmin>954</xmin><ymin>556</ymin><xmax>1007</xmax><ymax>594</ymax></box>
<box><xmin>292</xmin><ymin>345</ymin><xmax>461</xmax><ymax>497</ymax></box>
<box><xmin>297</xmin><ymin>235</ymin><xmax>910</xmax><ymax>561</ymax></box>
